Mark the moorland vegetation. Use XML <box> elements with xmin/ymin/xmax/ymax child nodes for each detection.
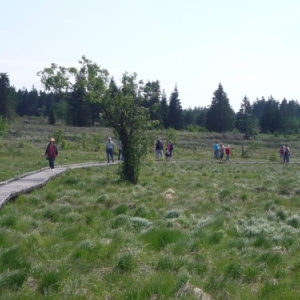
<box><xmin>1</xmin><ymin>119</ymin><xmax>300</xmax><ymax>299</ymax></box>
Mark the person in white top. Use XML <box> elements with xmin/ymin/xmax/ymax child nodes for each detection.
<box><xmin>106</xmin><ymin>137</ymin><xmax>114</xmax><ymax>163</ymax></box>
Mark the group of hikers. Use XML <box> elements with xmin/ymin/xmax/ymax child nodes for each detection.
<box><xmin>278</xmin><ymin>144</ymin><xmax>291</xmax><ymax>163</ymax></box>
<box><xmin>213</xmin><ymin>140</ymin><xmax>292</xmax><ymax>163</ymax></box>
<box><xmin>44</xmin><ymin>136</ymin><xmax>293</xmax><ymax>170</ymax></box>
<box><xmin>155</xmin><ymin>139</ymin><xmax>174</xmax><ymax>162</ymax></box>
<box><xmin>213</xmin><ymin>141</ymin><xmax>232</xmax><ymax>162</ymax></box>
<box><xmin>105</xmin><ymin>137</ymin><xmax>174</xmax><ymax>163</ymax></box>
<box><xmin>105</xmin><ymin>137</ymin><xmax>124</xmax><ymax>163</ymax></box>
<box><xmin>106</xmin><ymin>137</ymin><xmax>174</xmax><ymax>163</ymax></box>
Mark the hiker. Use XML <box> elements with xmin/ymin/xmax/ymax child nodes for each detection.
<box><xmin>213</xmin><ymin>141</ymin><xmax>219</xmax><ymax>159</ymax></box>
<box><xmin>45</xmin><ymin>137</ymin><xmax>58</xmax><ymax>171</ymax></box>
<box><xmin>278</xmin><ymin>146</ymin><xmax>286</xmax><ymax>163</ymax></box>
<box><xmin>155</xmin><ymin>139</ymin><xmax>164</xmax><ymax>161</ymax></box>
<box><xmin>167</xmin><ymin>140</ymin><xmax>174</xmax><ymax>161</ymax></box>
<box><xmin>225</xmin><ymin>145</ymin><xmax>231</xmax><ymax>162</ymax></box>
<box><xmin>284</xmin><ymin>144</ymin><xmax>291</xmax><ymax>163</ymax></box>
<box><xmin>106</xmin><ymin>137</ymin><xmax>114</xmax><ymax>163</ymax></box>
<box><xmin>165</xmin><ymin>148</ymin><xmax>171</xmax><ymax>162</ymax></box>
<box><xmin>219</xmin><ymin>143</ymin><xmax>226</xmax><ymax>161</ymax></box>
<box><xmin>118</xmin><ymin>140</ymin><xmax>123</xmax><ymax>161</ymax></box>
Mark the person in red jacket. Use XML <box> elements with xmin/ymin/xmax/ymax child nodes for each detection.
<box><xmin>225</xmin><ymin>145</ymin><xmax>231</xmax><ymax>162</ymax></box>
<box><xmin>45</xmin><ymin>137</ymin><xmax>58</xmax><ymax>171</ymax></box>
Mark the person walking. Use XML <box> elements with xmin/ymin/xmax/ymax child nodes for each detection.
<box><xmin>278</xmin><ymin>146</ymin><xmax>286</xmax><ymax>163</ymax></box>
<box><xmin>106</xmin><ymin>137</ymin><xmax>114</xmax><ymax>163</ymax></box>
<box><xmin>284</xmin><ymin>144</ymin><xmax>291</xmax><ymax>163</ymax></box>
<box><xmin>155</xmin><ymin>139</ymin><xmax>163</xmax><ymax>161</ymax></box>
<box><xmin>225</xmin><ymin>145</ymin><xmax>231</xmax><ymax>162</ymax></box>
<box><xmin>165</xmin><ymin>148</ymin><xmax>171</xmax><ymax>162</ymax></box>
<box><xmin>167</xmin><ymin>140</ymin><xmax>174</xmax><ymax>161</ymax></box>
<box><xmin>45</xmin><ymin>137</ymin><xmax>58</xmax><ymax>171</ymax></box>
<box><xmin>213</xmin><ymin>141</ymin><xmax>219</xmax><ymax>159</ymax></box>
<box><xmin>219</xmin><ymin>143</ymin><xmax>226</xmax><ymax>162</ymax></box>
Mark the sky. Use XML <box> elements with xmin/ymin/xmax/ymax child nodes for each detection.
<box><xmin>1</xmin><ymin>0</ymin><xmax>299</xmax><ymax>112</ymax></box>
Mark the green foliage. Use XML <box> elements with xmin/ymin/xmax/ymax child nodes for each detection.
<box><xmin>48</xmin><ymin>106</ymin><xmax>56</xmax><ymax>124</ymax></box>
<box><xmin>286</xmin><ymin>215</ymin><xmax>300</xmax><ymax>228</ymax></box>
<box><xmin>53</xmin><ymin>129</ymin><xmax>62</xmax><ymax>144</ymax></box>
<box><xmin>140</xmin><ymin>228</ymin><xmax>184</xmax><ymax>251</ymax></box>
<box><xmin>166</xmin><ymin>127</ymin><xmax>178</xmax><ymax>143</ymax></box>
<box><xmin>0</xmin><ymin>215</ymin><xmax>17</xmax><ymax>228</ymax></box>
<box><xmin>205</xmin><ymin>83</ymin><xmax>236</xmax><ymax>132</ymax></box>
<box><xmin>269</xmin><ymin>152</ymin><xmax>277</xmax><ymax>161</ymax></box>
<box><xmin>0</xmin><ymin>270</ymin><xmax>27</xmax><ymax>291</ymax></box>
<box><xmin>0</xmin><ymin>73</ymin><xmax>16</xmax><ymax>121</ymax></box>
<box><xmin>3</xmin><ymin>125</ymin><xmax>300</xmax><ymax>298</ymax></box>
<box><xmin>113</xmin><ymin>204</ymin><xmax>128</xmax><ymax>215</ymax></box>
<box><xmin>103</xmin><ymin>74</ymin><xmax>157</xmax><ymax>183</ymax></box>
<box><xmin>168</xmin><ymin>86</ymin><xmax>183</xmax><ymax>129</ymax></box>
<box><xmin>117</xmin><ymin>253</ymin><xmax>135</xmax><ymax>273</ymax></box>
<box><xmin>81</xmin><ymin>132</ymin><xmax>102</xmax><ymax>151</ymax></box>
<box><xmin>0</xmin><ymin>116</ymin><xmax>7</xmax><ymax>135</ymax></box>
<box><xmin>38</xmin><ymin>271</ymin><xmax>61</xmax><ymax>295</ymax></box>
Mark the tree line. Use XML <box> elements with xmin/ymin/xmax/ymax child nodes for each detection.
<box><xmin>1</xmin><ymin>70</ymin><xmax>300</xmax><ymax>136</ymax></box>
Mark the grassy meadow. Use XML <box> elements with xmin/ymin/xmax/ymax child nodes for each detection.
<box><xmin>1</xmin><ymin>117</ymin><xmax>300</xmax><ymax>299</ymax></box>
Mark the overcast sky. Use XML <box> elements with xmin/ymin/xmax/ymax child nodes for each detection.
<box><xmin>1</xmin><ymin>0</ymin><xmax>299</xmax><ymax>112</ymax></box>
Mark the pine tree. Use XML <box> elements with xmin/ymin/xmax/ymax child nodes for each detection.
<box><xmin>235</xmin><ymin>96</ymin><xmax>253</xmax><ymax>136</ymax></box>
<box><xmin>279</xmin><ymin>98</ymin><xmax>294</xmax><ymax>134</ymax></box>
<box><xmin>0</xmin><ymin>73</ymin><xmax>15</xmax><ymax>120</ymax></box>
<box><xmin>142</xmin><ymin>80</ymin><xmax>161</xmax><ymax>121</ymax></box>
<box><xmin>205</xmin><ymin>83</ymin><xmax>235</xmax><ymax>132</ymax></box>
<box><xmin>260</xmin><ymin>96</ymin><xmax>279</xmax><ymax>133</ymax></box>
<box><xmin>159</xmin><ymin>90</ymin><xmax>168</xmax><ymax>128</ymax></box>
<box><xmin>168</xmin><ymin>85</ymin><xmax>183</xmax><ymax>130</ymax></box>
<box><xmin>68</xmin><ymin>86</ymin><xmax>92</xmax><ymax>126</ymax></box>
<box><xmin>48</xmin><ymin>106</ymin><xmax>56</xmax><ymax>124</ymax></box>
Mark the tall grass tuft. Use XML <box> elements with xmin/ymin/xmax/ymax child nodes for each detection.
<box><xmin>38</xmin><ymin>270</ymin><xmax>61</xmax><ymax>295</ymax></box>
<box><xmin>140</xmin><ymin>228</ymin><xmax>184</xmax><ymax>251</ymax></box>
<box><xmin>0</xmin><ymin>270</ymin><xmax>27</xmax><ymax>291</ymax></box>
<box><xmin>116</xmin><ymin>253</ymin><xmax>135</xmax><ymax>273</ymax></box>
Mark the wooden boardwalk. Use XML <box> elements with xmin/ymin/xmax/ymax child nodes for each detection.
<box><xmin>0</xmin><ymin>159</ymin><xmax>298</xmax><ymax>210</ymax></box>
<box><xmin>0</xmin><ymin>162</ymin><xmax>117</xmax><ymax>210</ymax></box>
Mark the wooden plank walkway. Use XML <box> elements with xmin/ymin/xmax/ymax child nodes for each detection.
<box><xmin>0</xmin><ymin>162</ymin><xmax>117</xmax><ymax>210</ymax></box>
<box><xmin>1</xmin><ymin>159</ymin><xmax>298</xmax><ymax>210</ymax></box>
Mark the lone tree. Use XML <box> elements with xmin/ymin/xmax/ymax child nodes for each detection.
<box><xmin>37</xmin><ymin>56</ymin><xmax>156</xmax><ymax>183</ymax></box>
<box><xmin>102</xmin><ymin>73</ymin><xmax>156</xmax><ymax>183</ymax></box>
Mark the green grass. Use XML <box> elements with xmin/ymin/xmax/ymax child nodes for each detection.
<box><xmin>2</xmin><ymin>118</ymin><xmax>300</xmax><ymax>298</ymax></box>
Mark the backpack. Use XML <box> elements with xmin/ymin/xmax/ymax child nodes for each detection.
<box><xmin>170</xmin><ymin>144</ymin><xmax>174</xmax><ymax>151</ymax></box>
<box><xmin>47</xmin><ymin>144</ymin><xmax>57</xmax><ymax>158</ymax></box>
<box><xmin>280</xmin><ymin>147</ymin><xmax>285</xmax><ymax>154</ymax></box>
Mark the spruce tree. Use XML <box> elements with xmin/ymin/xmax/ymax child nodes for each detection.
<box><xmin>48</xmin><ymin>106</ymin><xmax>56</xmax><ymax>124</ymax></box>
<box><xmin>159</xmin><ymin>90</ymin><xmax>169</xmax><ymax>128</ymax></box>
<box><xmin>168</xmin><ymin>85</ymin><xmax>183</xmax><ymax>130</ymax></box>
<box><xmin>142</xmin><ymin>80</ymin><xmax>161</xmax><ymax>121</ymax></box>
<box><xmin>260</xmin><ymin>96</ymin><xmax>279</xmax><ymax>133</ymax></box>
<box><xmin>279</xmin><ymin>98</ymin><xmax>293</xmax><ymax>134</ymax></box>
<box><xmin>205</xmin><ymin>83</ymin><xmax>235</xmax><ymax>132</ymax></box>
<box><xmin>0</xmin><ymin>73</ymin><xmax>15</xmax><ymax>120</ymax></box>
<box><xmin>235</xmin><ymin>96</ymin><xmax>253</xmax><ymax>135</ymax></box>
